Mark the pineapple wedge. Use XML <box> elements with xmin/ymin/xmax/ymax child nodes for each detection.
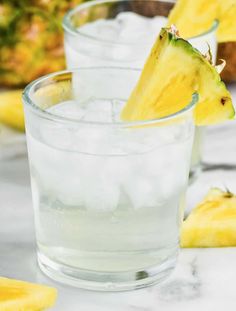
<box><xmin>181</xmin><ymin>188</ymin><xmax>236</xmax><ymax>247</ymax></box>
<box><xmin>167</xmin><ymin>0</ymin><xmax>219</xmax><ymax>38</ymax></box>
<box><xmin>217</xmin><ymin>0</ymin><xmax>236</xmax><ymax>43</ymax></box>
<box><xmin>0</xmin><ymin>90</ymin><xmax>24</xmax><ymax>131</ymax></box>
<box><xmin>168</xmin><ymin>0</ymin><xmax>236</xmax><ymax>43</ymax></box>
<box><xmin>121</xmin><ymin>27</ymin><xmax>234</xmax><ymax>126</ymax></box>
<box><xmin>0</xmin><ymin>277</ymin><xmax>57</xmax><ymax>311</ymax></box>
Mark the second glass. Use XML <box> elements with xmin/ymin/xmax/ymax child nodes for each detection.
<box><xmin>63</xmin><ymin>0</ymin><xmax>218</xmax><ymax>181</ymax></box>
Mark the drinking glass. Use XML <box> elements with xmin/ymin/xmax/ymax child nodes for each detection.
<box><xmin>23</xmin><ymin>67</ymin><xmax>197</xmax><ymax>291</ymax></box>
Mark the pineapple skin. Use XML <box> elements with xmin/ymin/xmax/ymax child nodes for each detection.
<box><xmin>181</xmin><ymin>188</ymin><xmax>236</xmax><ymax>248</ymax></box>
<box><xmin>0</xmin><ymin>0</ymin><xmax>84</xmax><ymax>87</ymax></box>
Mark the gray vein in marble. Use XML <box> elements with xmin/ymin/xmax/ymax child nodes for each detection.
<box><xmin>157</xmin><ymin>257</ymin><xmax>201</xmax><ymax>303</ymax></box>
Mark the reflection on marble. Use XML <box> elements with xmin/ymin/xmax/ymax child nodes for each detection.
<box><xmin>0</xmin><ymin>87</ymin><xmax>236</xmax><ymax>310</ymax></box>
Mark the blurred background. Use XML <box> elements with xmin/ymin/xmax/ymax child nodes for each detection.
<box><xmin>0</xmin><ymin>0</ymin><xmax>88</xmax><ymax>155</ymax></box>
<box><xmin>0</xmin><ymin>0</ymin><xmax>235</xmax><ymax>89</ymax></box>
<box><xmin>0</xmin><ymin>0</ymin><xmax>86</xmax><ymax>88</ymax></box>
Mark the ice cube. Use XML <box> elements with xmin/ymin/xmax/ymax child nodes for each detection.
<box><xmin>79</xmin><ymin>12</ymin><xmax>168</xmax><ymax>44</ymax></box>
<box><xmin>40</xmin><ymin>122</ymin><xmax>73</xmax><ymax>150</ymax></box>
<box><xmin>81</xmin><ymin>98</ymin><xmax>114</xmax><ymax>122</ymax></box>
<box><xmin>55</xmin><ymin>155</ymin><xmax>87</xmax><ymax>206</ymax></box>
<box><xmin>79</xmin><ymin>19</ymin><xmax>120</xmax><ymax>41</ymax></box>
<box><xmin>116</xmin><ymin>12</ymin><xmax>153</xmax><ymax>42</ymax></box>
<box><xmin>48</xmin><ymin>100</ymin><xmax>86</xmax><ymax>119</ymax></box>
<box><xmin>39</xmin><ymin>100</ymin><xmax>88</xmax><ymax>149</ymax></box>
<box><xmin>83</xmin><ymin>177</ymin><xmax>120</xmax><ymax>211</ymax></box>
<box><xmin>82</xmin><ymin>156</ymin><xmax>120</xmax><ymax>211</ymax></box>
<box><xmin>124</xmin><ymin>175</ymin><xmax>160</xmax><ymax>209</ymax></box>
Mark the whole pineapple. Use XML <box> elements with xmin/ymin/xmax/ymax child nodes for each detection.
<box><xmin>0</xmin><ymin>0</ymin><xmax>84</xmax><ymax>87</ymax></box>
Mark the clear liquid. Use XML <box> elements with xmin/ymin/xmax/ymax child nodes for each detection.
<box><xmin>36</xmin><ymin>194</ymin><xmax>180</xmax><ymax>272</ymax></box>
<box><xmin>28</xmin><ymin>99</ymin><xmax>192</xmax><ymax>273</ymax></box>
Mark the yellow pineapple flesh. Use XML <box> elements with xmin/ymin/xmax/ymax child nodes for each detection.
<box><xmin>168</xmin><ymin>0</ymin><xmax>236</xmax><ymax>43</ymax></box>
<box><xmin>217</xmin><ymin>0</ymin><xmax>236</xmax><ymax>43</ymax></box>
<box><xmin>181</xmin><ymin>188</ymin><xmax>236</xmax><ymax>247</ymax></box>
<box><xmin>0</xmin><ymin>277</ymin><xmax>57</xmax><ymax>311</ymax></box>
<box><xmin>167</xmin><ymin>0</ymin><xmax>219</xmax><ymax>38</ymax></box>
<box><xmin>0</xmin><ymin>90</ymin><xmax>24</xmax><ymax>131</ymax></box>
<box><xmin>121</xmin><ymin>27</ymin><xmax>234</xmax><ymax>126</ymax></box>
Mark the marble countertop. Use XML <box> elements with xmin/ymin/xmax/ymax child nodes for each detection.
<box><xmin>1</xmin><ymin>85</ymin><xmax>236</xmax><ymax>310</ymax></box>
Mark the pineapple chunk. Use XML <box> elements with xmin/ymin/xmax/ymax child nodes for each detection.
<box><xmin>0</xmin><ymin>90</ymin><xmax>24</xmax><ymax>131</ymax></box>
<box><xmin>0</xmin><ymin>277</ymin><xmax>57</xmax><ymax>311</ymax></box>
<box><xmin>121</xmin><ymin>27</ymin><xmax>234</xmax><ymax>126</ymax></box>
<box><xmin>181</xmin><ymin>188</ymin><xmax>236</xmax><ymax>247</ymax></box>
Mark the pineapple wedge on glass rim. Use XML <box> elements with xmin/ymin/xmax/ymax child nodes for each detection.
<box><xmin>121</xmin><ymin>27</ymin><xmax>234</xmax><ymax>126</ymax></box>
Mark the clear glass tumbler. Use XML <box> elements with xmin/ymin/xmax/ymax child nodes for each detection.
<box><xmin>63</xmin><ymin>0</ymin><xmax>218</xmax><ymax>182</ymax></box>
<box><xmin>23</xmin><ymin>67</ymin><xmax>196</xmax><ymax>291</ymax></box>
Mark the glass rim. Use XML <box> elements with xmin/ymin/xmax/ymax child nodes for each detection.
<box><xmin>23</xmin><ymin>67</ymin><xmax>198</xmax><ymax>128</ymax></box>
<box><xmin>62</xmin><ymin>0</ymin><xmax>219</xmax><ymax>45</ymax></box>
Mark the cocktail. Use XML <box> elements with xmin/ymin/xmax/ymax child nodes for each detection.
<box><xmin>63</xmin><ymin>0</ymin><xmax>218</xmax><ymax>181</ymax></box>
<box><xmin>23</xmin><ymin>67</ymin><xmax>196</xmax><ymax>290</ymax></box>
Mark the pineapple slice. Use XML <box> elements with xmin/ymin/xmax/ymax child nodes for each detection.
<box><xmin>0</xmin><ymin>81</ymin><xmax>72</xmax><ymax>131</ymax></box>
<box><xmin>168</xmin><ymin>0</ymin><xmax>236</xmax><ymax>43</ymax></box>
<box><xmin>0</xmin><ymin>90</ymin><xmax>24</xmax><ymax>131</ymax></box>
<box><xmin>181</xmin><ymin>188</ymin><xmax>236</xmax><ymax>247</ymax></box>
<box><xmin>0</xmin><ymin>277</ymin><xmax>57</xmax><ymax>311</ymax></box>
<box><xmin>217</xmin><ymin>0</ymin><xmax>236</xmax><ymax>43</ymax></box>
<box><xmin>121</xmin><ymin>27</ymin><xmax>234</xmax><ymax>126</ymax></box>
<box><xmin>167</xmin><ymin>0</ymin><xmax>219</xmax><ymax>38</ymax></box>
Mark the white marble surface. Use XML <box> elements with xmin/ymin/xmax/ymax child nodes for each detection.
<box><xmin>1</xmin><ymin>85</ymin><xmax>236</xmax><ymax>310</ymax></box>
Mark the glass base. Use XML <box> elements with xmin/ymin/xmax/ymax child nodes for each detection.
<box><xmin>189</xmin><ymin>163</ymin><xmax>202</xmax><ymax>185</ymax></box>
<box><xmin>38</xmin><ymin>252</ymin><xmax>177</xmax><ymax>291</ymax></box>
